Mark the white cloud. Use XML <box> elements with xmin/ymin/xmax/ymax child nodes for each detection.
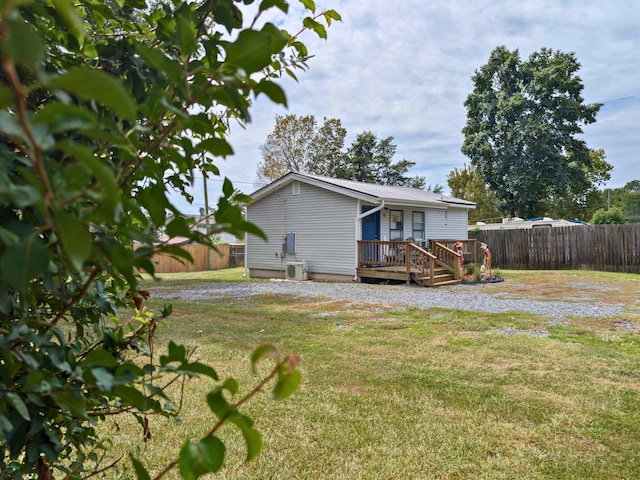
<box><xmin>178</xmin><ymin>0</ymin><xmax>640</xmax><ymax>213</ymax></box>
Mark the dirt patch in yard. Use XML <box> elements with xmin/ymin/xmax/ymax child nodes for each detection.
<box><xmin>487</xmin><ymin>271</ymin><xmax>640</xmax><ymax>309</ymax></box>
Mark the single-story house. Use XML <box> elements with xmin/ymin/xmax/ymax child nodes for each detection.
<box><xmin>245</xmin><ymin>172</ymin><xmax>476</xmax><ymax>284</ymax></box>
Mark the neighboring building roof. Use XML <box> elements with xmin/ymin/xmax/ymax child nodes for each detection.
<box><xmin>249</xmin><ymin>171</ymin><xmax>476</xmax><ymax>209</ymax></box>
<box><xmin>470</xmin><ymin>218</ymin><xmax>588</xmax><ymax>231</ymax></box>
<box><xmin>156</xmin><ymin>234</ymin><xmax>191</xmax><ymax>245</ymax></box>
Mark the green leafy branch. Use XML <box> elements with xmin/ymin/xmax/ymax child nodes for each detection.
<box><xmin>148</xmin><ymin>344</ymin><xmax>301</xmax><ymax>480</ymax></box>
<box><xmin>0</xmin><ymin>0</ymin><xmax>338</xmax><ymax>478</ymax></box>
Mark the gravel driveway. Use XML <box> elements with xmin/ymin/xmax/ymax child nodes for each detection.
<box><xmin>152</xmin><ymin>280</ymin><xmax>625</xmax><ymax>319</ymax></box>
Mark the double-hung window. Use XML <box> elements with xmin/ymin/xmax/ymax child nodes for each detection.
<box><xmin>412</xmin><ymin>211</ymin><xmax>425</xmax><ymax>242</ymax></box>
<box><xmin>389</xmin><ymin>210</ymin><xmax>404</xmax><ymax>240</ymax></box>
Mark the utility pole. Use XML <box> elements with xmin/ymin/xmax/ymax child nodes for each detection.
<box><xmin>203</xmin><ymin>168</ymin><xmax>211</xmax><ymax>270</ymax></box>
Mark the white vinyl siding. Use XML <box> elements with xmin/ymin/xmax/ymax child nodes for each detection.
<box><xmin>425</xmin><ymin>207</ymin><xmax>468</xmax><ymax>241</ymax></box>
<box><xmin>446</xmin><ymin>209</ymin><xmax>469</xmax><ymax>238</ymax></box>
<box><xmin>247</xmin><ymin>181</ymin><xmax>357</xmax><ymax>276</ymax></box>
<box><xmin>379</xmin><ymin>206</ymin><xmax>469</xmax><ymax>242</ymax></box>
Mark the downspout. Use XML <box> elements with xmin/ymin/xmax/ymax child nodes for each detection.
<box><xmin>353</xmin><ymin>200</ymin><xmax>386</xmax><ymax>281</ymax></box>
<box><xmin>243</xmin><ymin>229</ymin><xmax>249</xmax><ymax>277</ymax></box>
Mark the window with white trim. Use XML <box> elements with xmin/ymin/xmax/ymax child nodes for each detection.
<box><xmin>389</xmin><ymin>209</ymin><xmax>404</xmax><ymax>240</ymax></box>
<box><xmin>412</xmin><ymin>211</ymin><xmax>425</xmax><ymax>241</ymax></box>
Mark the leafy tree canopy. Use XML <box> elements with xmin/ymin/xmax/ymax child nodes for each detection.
<box><xmin>0</xmin><ymin>0</ymin><xmax>339</xmax><ymax>478</ymax></box>
<box><xmin>426</xmin><ymin>183</ymin><xmax>445</xmax><ymax>194</ymax></box>
<box><xmin>461</xmin><ymin>46</ymin><xmax>603</xmax><ymax>218</ymax></box>
<box><xmin>598</xmin><ymin>180</ymin><xmax>640</xmax><ymax>223</ymax></box>
<box><xmin>342</xmin><ymin>131</ymin><xmax>426</xmax><ymax>188</ymax></box>
<box><xmin>257</xmin><ymin>114</ymin><xmax>426</xmax><ymax>188</ymax></box>
<box><xmin>257</xmin><ymin>114</ymin><xmax>319</xmax><ymax>184</ymax></box>
<box><xmin>539</xmin><ymin>149</ymin><xmax>613</xmax><ymax>220</ymax></box>
<box><xmin>307</xmin><ymin>116</ymin><xmax>348</xmax><ymax>177</ymax></box>
<box><xmin>620</xmin><ymin>181</ymin><xmax>640</xmax><ymax>223</ymax></box>
<box><xmin>447</xmin><ymin>163</ymin><xmax>501</xmax><ymax>224</ymax></box>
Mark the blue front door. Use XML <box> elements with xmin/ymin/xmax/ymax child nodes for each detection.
<box><xmin>361</xmin><ymin>206</ymin><xmax>380</xmax><ymax>240</ymax></box>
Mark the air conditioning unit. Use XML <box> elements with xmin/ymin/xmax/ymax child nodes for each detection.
<box><xmin>286</xmin><ymin>261</ymin><xmax>307</xmax><ymax>281</ymax></box>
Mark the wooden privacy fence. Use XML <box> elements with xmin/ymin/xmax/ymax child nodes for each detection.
<box><xmin>469</xmin><ymin>224</ymin><xmax>640</xmax><ymax>273</ymax></box>
<box><xmin>141</xmin><ymin>243</ymin><xmax>245</xmax><ymax>274</ymax></box>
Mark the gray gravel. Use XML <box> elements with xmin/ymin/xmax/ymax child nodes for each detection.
<box><xmin>152</xmin><ymin>280</ymin><xmax>625</xmax><ymax>319</ymax></box>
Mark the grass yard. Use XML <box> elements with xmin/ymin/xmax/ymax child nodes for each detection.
<box><xmin>109</xmin><ymin>269</ymin><xmax>640</xmax><ymax>479</ymax></box>
<box><xmin>138</xmin><ymin>268</ymin><xmax>264</xmax><ymax>287</ymax></box>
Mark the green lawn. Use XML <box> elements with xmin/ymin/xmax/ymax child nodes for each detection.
<box><xmin>138</xmin><ymin>267</ymin><xmax>257</xmax><ymax>287</ymax></box>
<box><xmin>109</xmin><ymin>269</ymin><xmax>640</xmax><ymax>479</ymax></box>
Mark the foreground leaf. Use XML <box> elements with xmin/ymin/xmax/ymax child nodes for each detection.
<box><xmin>250</xmin><ymin>344</ymin><xmax>279</xmax><ymax>374</ymax></box>
<box><xmin>6</xmin><ymin>393</ymin><xmax>30</xmax><ymax>421</ymax></box>
<box><xmin>3</xmin><ymin>17</ymin><xmax>44</xmax><ymax>70</ymax></box>
<box><xmin>55</xmin><ymin>211</ymin><xmax>92</xmax><ymax>272</ymax></box>
<box><xmin>272</xmin><ymin>369</ymin><xmax>302</xmax><ymax>400</ymax></box>
<box><xmin>229</xmin><ymin>413</ymin><xmax>262</xmax><ymax>461</ymax></box>
<box><xmin>50</xmin><ymin>68</ymin><xmax>137</xmax><ymax>121</ymax></box>
<box><xmin>179</xmin><ymin>437</ymin><xmax>225</xmax><ymax>480</ymax></box>
<box><xmin>0</xmin><ymin>233</ymin><xmax>48</xmax><ymax>293</ymax></box>
<box><xmin>129</xmin><ymin>455</ymin><xmax>151</xmax><ymax>480</ymax></box>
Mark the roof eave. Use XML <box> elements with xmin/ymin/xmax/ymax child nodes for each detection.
<box><xmin>247</xmin><ymin>172</ymin><xmax>380</xmax><ymax>205</ymax></box>
<box><xmin>247</xmin><ymin>172</ymin><xmax>477</xmax><ymax>209</ymax></box>
<box><xmin>381</xmin><ymin>198</ymin><xmax>476</xmax><ymax>209</ymax></box>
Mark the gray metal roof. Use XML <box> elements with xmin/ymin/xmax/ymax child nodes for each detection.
<box><xmin>250</xmin><ymin>171</ymin><xmax>476</xmax><ymax>208</ymax></box>
<box><xmin>300</xmin><ymin>173</ymin><xmax>475</xmax><ymax>206</ymax></box>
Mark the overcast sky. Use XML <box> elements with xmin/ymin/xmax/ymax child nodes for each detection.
<box><xmin>180</xmin><ymin>0</ymin><xmax>640</xmax><ymax>214</ymax></box>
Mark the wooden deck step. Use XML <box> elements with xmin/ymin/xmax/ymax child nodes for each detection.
<box><xmin>434</xmin><ymin>275</ymin><xmax>455</xmax><ymax>281</ymax></box>
<box><xmin>432</xmin><ymin>279</ymin><xmax>462</xmax><ymax>286</ymax></box>
<box><xmin>433</xmin><ymin>273</ymin><xmax>454</xmax><ymax>279</ymax></box>
<box><xmin>415</xmin><ymin>271</ymin><xmax>461</xmax><ymax>287</ymax></box>
<box><xmin>413</xmin><ymin>277</ymin><xmax>461</xmax><ymax>287</ymax></box>
<box><xmin>416</xmin><ymin>273</ymin><xmax>455</xmax><ymax>280</ymax></box>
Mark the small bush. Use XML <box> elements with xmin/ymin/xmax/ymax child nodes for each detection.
<box><xmin>590</xmin><ymin>207</ymin><xmax>627</xmax><ymax>224</ymax></box>
<box><xmin>463</xmin><ymin>263</ymin><xmax>482</xmax><ymax>281</ymax></box>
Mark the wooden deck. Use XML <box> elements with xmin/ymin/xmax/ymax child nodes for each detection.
<box><xmin>357</xmin><ymin>240</ymin><xmax>463</xmax><ymax>287</ymax></box>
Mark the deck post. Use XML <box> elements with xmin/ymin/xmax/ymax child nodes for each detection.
<box><xmin>405</xmin><ymin>241</ymin><xmax>411</xmax><ymax>284</ymax></box>
<box><xmin>429</xmin><ymin>256</ymin><xmax>435</xmax><ymax>286</ymax></box>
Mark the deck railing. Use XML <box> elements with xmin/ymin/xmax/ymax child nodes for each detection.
<box><xmin>357</xmin><ymin>240</ymin><xmax>462</xmax><ymax>284</ymax></box>
<box><xmin>358</xmin><ymin>240</ymin><xmax>414</xmax><ymax>270</ymax></box>
<box><xmin>431</xmin><ymin>242</ymin><xmax>462</xmax><ymax>281</ymax></box>
<box><xmin>429</xmin><ymin>239</ymin><xmax>477</xmax><ymax>264</ymax></box>
<box><xmin>407</xmin><ymin>242</ymin><xmax>436</xmax><ymax>285</ymax></box>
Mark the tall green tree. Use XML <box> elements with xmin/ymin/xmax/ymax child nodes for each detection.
<box><xmin>447</xmin><ymin>163</ymin><xmax>501</xmax><ymax>224</ymax></box>
<box><xmin>426</xmin><ymin>183</ymin><xmax>445</xmax><ymax>194</ymax></box>
<box><xmin>461</xmin><ymin>46</ymin><xmax>602</xmax><ymax>218</ymax></box>
<box><xmin>620</xmin><ymin>180</ymin><xmax>640</xmax><ymax>223</ymax></box>
<box><xmin>0</xmin><ymin>1</ymin><xmax>339</xmax><ymax>478</ymax></box>
<box><xmin>258</xmin><ymin>118</ymin><xmax>425</xmax><ymax>188</ymax></box>
<box><xmin>540</xmin><ymin>149</ymin><xmax>613</xmax><ymax>220</ymax></box>
<box><xmin>345</xmin><ymin>131</ymin><xmax>425</xmax><ymax>187</ymax></box>
<box><xmin>599</xmin><ymin>180</ymin><xmax>640</xmax><ymax>223</ymax></box>
<box><xmin>307</xmin><ymin>117</ymin><xmax>348</xmax><ymax>177</ymax></box>
<box><xmin>257</xmin><ymin>114</ymin><xmax>317</xmax><ymax>185</ymax></box>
